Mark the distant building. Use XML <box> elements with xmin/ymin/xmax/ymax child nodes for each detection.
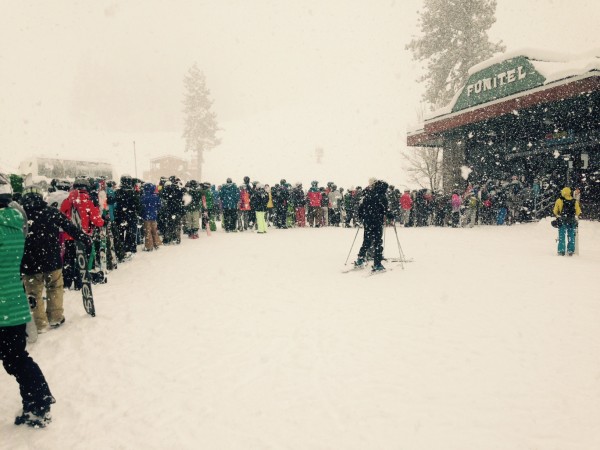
<box><xmin>143</xmin><ymin>155</ymin><xmax>191</xmax><ymax>182</ymax></box>
<box><xmin>19</xmin><ymin>157</ymin><xmax>114</xmax><ymax>181</ymax></box>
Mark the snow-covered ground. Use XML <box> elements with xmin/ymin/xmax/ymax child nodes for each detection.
<box><xmin>2</xmin><ymin>219</ymin><xmax>600</xmax><ymax>450</ymax></box>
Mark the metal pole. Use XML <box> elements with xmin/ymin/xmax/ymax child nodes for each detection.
<box><xmin>344</xmin><ymin>226</ymin><xmax>361</xmax><ymax>265</ymax></box>
<box><xmin>133</xmin><ymin>141</ymin><xmax>138</xmax><ymax>178</ymax></box>
<box><xmin>392</xmin><ymin>223</ymin><xmax>406</xmax><ymax>270</ymax></box>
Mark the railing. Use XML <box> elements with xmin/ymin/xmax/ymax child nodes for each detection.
<box><xmin>532</xmin><ymin>189</ymin><xmax>556</xmax><ymax>221</ymax></box>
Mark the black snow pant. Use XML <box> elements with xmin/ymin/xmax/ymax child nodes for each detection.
<box><xmin>0</xmin><ymin>324</ymin><xmax>53</xmax><ymax>411</ymax></box>
<box><xmin>275</xmin><ymin>205</ymin><xmax>287</xmax><ymax>228</ymax></box>
<box><xmin>223</xmin><ymin>209</ymin><xmax>237</xmax><ymax>231</ymax></box>
<box><xmin>358</xmin><ymin>223</ymin><xmax>384</xmax><ymax>266</ymax></box>
<box><xmin>118</xmin><ymin>216</ymin><xmax>138</xmax><ymax>253</ymax></box>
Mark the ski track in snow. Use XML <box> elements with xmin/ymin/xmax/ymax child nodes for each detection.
<box><xmin>2</xmin><ymin>220</ymin><xmax>600</xmax><ymax>450</ymax></box>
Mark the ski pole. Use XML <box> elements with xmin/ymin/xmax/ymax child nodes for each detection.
<box><xmin>392</xmin><ymin>222</ymin><xmax>406</xmax><ymax>270</ymax></box>
<box><xmin>344</xmin><ymin>226</ymin><xmax>361</xmax><ymax>265</ymax></box>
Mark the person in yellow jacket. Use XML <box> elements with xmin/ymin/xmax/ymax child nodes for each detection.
<box><xmin>552</xmin><ymin>187</ymin><xmax>581</xmax><ymax>256</ymax></box>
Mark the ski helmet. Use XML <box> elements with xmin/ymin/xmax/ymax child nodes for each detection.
<box><xmin>73</xmin><ymin>177</ymin><xmax>90</xmax><ymax>190</ymax></box>
<box><xmin>22</xmin><ymin>185</ymin><xmax>44</xmax><ymax>199</ymax></box>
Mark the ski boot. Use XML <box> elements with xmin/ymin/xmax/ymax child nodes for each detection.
<box><xmin>353</xmin><ymin>257</ymin><xmax>365</xmax><ymax>268</ymax></box>
<box><xmin>15</xmin><ymin>396</ymin><xmax>55</xmax><ymax>428</ymax></box>
<box><xmin>371</xmin><ymin>263</ymin><xmax>386</xmax><ymax>273</ymax></box>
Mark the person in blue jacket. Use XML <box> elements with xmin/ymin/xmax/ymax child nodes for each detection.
<box><xmin>219</xmin><ymin>178</ymin><xmax>240</xmax><ymax>232</ymax></box>
<box><xmin>141</xmin><ymin>182</ymin><xmax>162</xmax><ymax>251</ymax></box>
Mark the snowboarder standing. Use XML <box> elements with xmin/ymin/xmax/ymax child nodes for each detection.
<box><xmin>353</xmin><ymin>180</ymin><xmax>391</xmax><ymax>272</ymax></box>
<box><xmin>0</xmin><ymin>174</ymin><xmax>56</xmax><ymax>428</ymax></box>
<box><xmin>21</xmin><ymin>186</ymin><xmax>93</xmax><ymax>332</ymax></box>
<box><xmin>553</xmin><ymin>186</ymin><xmax>581</xmax><ymax>256</ymax></box>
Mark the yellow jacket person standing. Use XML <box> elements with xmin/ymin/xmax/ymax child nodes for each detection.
<box><xmin>552</xmin><ymin>187</ymin><xmax>582</xmax><ymax>256</ymax></box>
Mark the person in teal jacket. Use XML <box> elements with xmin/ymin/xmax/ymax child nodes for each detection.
<box><xmin>0</xmin><ymin>174</ymin><xmax>54</xmax><ymax>428</ymax></box>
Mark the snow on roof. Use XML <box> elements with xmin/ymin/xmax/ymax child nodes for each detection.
<box><xmin>423</xmin><ymin>48</ymin><xmax>600</xmax><ymax>122</ymax></box>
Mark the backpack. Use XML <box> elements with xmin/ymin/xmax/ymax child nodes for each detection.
<box><xmin>561</xmin><ymin>197</ymin><xmax>576</xmax><ymax>223</ymax></box>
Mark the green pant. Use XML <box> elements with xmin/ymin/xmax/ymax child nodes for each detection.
<box><xmin>256</xmin><ymin>211</ymin><xmax>267</xmax><ymax>233</ymax></box>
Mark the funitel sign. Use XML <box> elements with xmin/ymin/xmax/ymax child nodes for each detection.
<box><xmin>452</xmin><ymin>56</ymin><xmax>546</xmax><ymax>113</ymax></box>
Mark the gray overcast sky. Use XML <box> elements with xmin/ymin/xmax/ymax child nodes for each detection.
<box><xmin>1</xmin><ymin>0</ymin><xmax>599</xmax><ymax>181</ymax></box>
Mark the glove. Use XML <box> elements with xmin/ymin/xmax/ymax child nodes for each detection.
<box><xmin>27</xmin><ymin>294</ymin><xmax>37</xmax><ymax>309</ymax></box>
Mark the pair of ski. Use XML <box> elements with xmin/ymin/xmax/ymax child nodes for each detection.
<box><xmin>341</xmin><ymin>257</ymin><xmax>413</xmax><ymax>276</ymax></box>
<box><xmin>342</xmin><ymin>263</ymin><xmax>392</xmax><ymax>276</ymax></box>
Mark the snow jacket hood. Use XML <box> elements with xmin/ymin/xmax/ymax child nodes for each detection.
<box><xmin>560</xmin><ymin>187</ymin><xmax>573</xmax><ymax>200</ymax></box>
<box><xmin>553</xmin><ymin>187</ymin><xmax>582</xmax><ymax>218</ymax></box>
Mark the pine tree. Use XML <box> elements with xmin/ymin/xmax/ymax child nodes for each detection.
<box><xmin>406</xmin><ymin>0</ymin><xmax>505</xmax><ymax>109</ymax></box>
<box><xmin>182</xmin><ymin>64</ymin><xmax>221</xmax><ymax>181</ymax></box>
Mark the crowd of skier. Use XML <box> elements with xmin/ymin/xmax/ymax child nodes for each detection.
<box><xmin>0</xmin><ymin>168</ymin><xmax>584</xmax><ymax>429</ymax></box>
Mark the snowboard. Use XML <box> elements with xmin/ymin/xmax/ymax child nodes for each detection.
<box><xmin>75</xmin><ymin>239</ymin><xmax>96</xmax><ymax>316</ymax></box>
<box><xmin>71</xmin><ymin>208</ymin><xmax>96</xmax><ymax>317</ymax></box>
<box><xmin>106</xmin><ymin>222</ymin><xmax>118</xmax><ymax>271</ymax></box>
<box><xmin>91</xmin><ymin>228</ymin><xmax>107</xmax><ymax>284</ymax></box>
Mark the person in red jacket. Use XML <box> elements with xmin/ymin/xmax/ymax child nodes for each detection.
<box><xmin>306</xmin><ymin>181</ymin><xmax>322</xmax><ymax>227</ymax></box>
<box><xmin>59</xmin><ymin>178</ymin><xmax>104</xmax><ymax>289</ymax></box>
<box><xmin>400</xmin><ymin>189</ymin><xmax>413</xmax><ymax>226</ymax></box>
<box><xmin>237</xmin><ymin>184</ymin><xmax>251</xmax><ymax>231</ymax></box>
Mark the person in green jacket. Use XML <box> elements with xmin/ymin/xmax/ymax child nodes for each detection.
<box><xmin>0</xmin><ymin>174</ymin><xmax>54</xmax><ymax>428</ymax></box>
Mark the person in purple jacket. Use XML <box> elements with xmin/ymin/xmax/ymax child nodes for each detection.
<box><xmin>141</xmin><ymin>183</ymin><xmax>162</xmax><ymax>251</ymax></box>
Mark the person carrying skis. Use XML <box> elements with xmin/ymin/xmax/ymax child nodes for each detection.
<box><xmin>553</xmin><ymin>186</ymin><xmax>581</xmax><ymax>256</ymax></box>
<box><xmin>0</xmin><ymin>175</ymin><xmax>57</xmax><ymax>428</ymax></box>
<box><xmin>353</xmin><ymin>180</ymin><xmax>392</xmax><ymax>272</ymax></box>
<box><xmin>21</xmin><ymin>185</ymin><xmax>92</xmax><ymax>332</ymax></box>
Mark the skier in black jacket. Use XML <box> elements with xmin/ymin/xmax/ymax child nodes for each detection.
<box><xmin>115</xmin><ymin>175</ymin><xmax>141</xmax><ymax>257</ymax></box>
<box><xmin>353</xmin><ymin>180</ymin><xmax>391</xmax><ymax>272</ymax></box>
<box><xmin>20</xmin><ymin>186</ymin><xmax>92</xmax><ymax>332</ymax></box>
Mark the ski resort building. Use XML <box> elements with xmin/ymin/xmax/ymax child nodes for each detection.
<box><xmin>19</xmin><ymin>157</ymin><xmax>114</xmax><ymax>181</ymax></box>
<box><xmin>143</xmin><ymin>155</ymin><xmax>190</xmax><ymax>182</ymax></box>
<box><xmin>407</xmin><ymin>49</ymin><xmax>600</xmax><ymax>209</ymax></box>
